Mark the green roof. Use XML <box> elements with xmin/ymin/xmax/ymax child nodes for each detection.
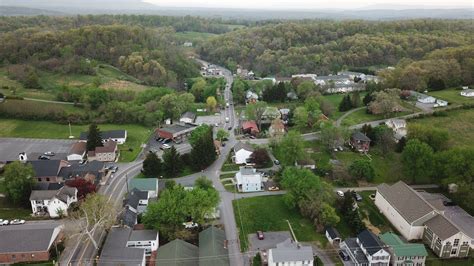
<box><xmin>156</xmin><ymin>239</ymin><xmax>198</xmax><ymax>266</ymax></box>
<box><xmin>129</xmin><ymin>178</ymin><xmax>158</xmax><ymax>192</ymax></box>
<box><xmin>199</xmin><ymin>227</ymin><xmax>229</xmax><ymax>266</ymax></box>
<box><xmin>380</xmin><ymin>232</ymin><xmax>428</xmax><ymax>257</ymax></box>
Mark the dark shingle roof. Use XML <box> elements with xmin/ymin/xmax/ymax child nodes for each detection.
<box><xmin>98</xmin><ymin>227</ymin><xmax>145</xmax><ymax>266</ymax></box>
<box><xmin>181</xmin><ymin>112</ymin><xmax>196</xmax><ymax>121</ymax></box>
<box><xmin>129</xmin><ymin>230</ymin><xmax>158</xmax><ymax>241</ymax></box>
<box><xmin>120</xmin><ymin>206</ymin><xmax>137</xmax><ymax>228</ymax></box>
<box><xmin>351</xmin><ymin>132</ymin><xmax>371</xmax><ymax>142</ymax></box>
<box><xmin>80</xmin><ymin>130</ymin><xmax>127</xmax><ymax>141</ymax></box>
<box><xmin>325</xmin><ymin>226</ymin><xmax>341</xmax><ymax>239</ymax></box>
<box><xmin>125</xmin><ymin>188</ymin><xmax>148</xmax><ymax>209</ymax></box>
<box><xmin>0</xmin><ymin>223</ymin><xmax>62</xmax><ymax>253</ymax></box>
<box><xmin>29</xmin><ymin>160</ymin><xmax>62</xmax><ymax>177</ymax></box>
<box><xmin>58</xmin><ymin>160</ymin><xmax>105</xmax><ymax>181</ymax></box>
<box><xmin>33</xmin><ymin>182</ymin><xmax>64</xmax><ymax>190</ymax></box>
<box><xmin>357</xmin><ymin>230</ymin><xmax>385</xmax><ymax>255</ymax></box>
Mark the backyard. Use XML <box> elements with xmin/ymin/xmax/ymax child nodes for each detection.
<box><xmin>427</xmin><ymin>88</ymin><xmax>474</xmax><ymax>105</ymax></box>
<box><xmin>0</xmin><ymin>118</ymin><xmax>151</xmax><ymax>162</ymax></box>
<box><xmin>233</xmin><ymin>195</ymin><xmax>327</xmax><ymax>251</ymax></box>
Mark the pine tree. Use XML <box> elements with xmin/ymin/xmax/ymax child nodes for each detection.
<box><xmin>338</xmin><ymin>95</ymin><xmax>353</xmax><ymax>112</ymax></box>
<box><xmin>351</xmin><ymin>91</ymin><xmax>361</xmax><ymax>107</ymax></box>
<box><xmin>190</xmin><ymin>125</ymin><xmax>216</xmax><ymax>170</ymax></box>
<box><xmin>86</xmin><ymin>123</ymin><xmax>103</xmax><ymax>151</ymax></box>
<box><xmin>142</xmin><ymin>152</ymin><xmax>162</xmax><ymax>178</ymax></box>
<box><xmin>163</xmin><ymin>146</ymin><xmax>182</xmax><ymax>178</ymax></box>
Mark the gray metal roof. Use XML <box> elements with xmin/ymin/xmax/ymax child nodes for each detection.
<box><xmin>425</xmin><ymin>215</ymin><xmax>459</xmax><ymax>240</ymax></box>
<box><xmin>129</xmin><ymin>230</ymin><xmax>158</xmax><ymax>241</ymax></box>
<box><xmin>377</xmin><ymin>181</ymin><xmax>434</xmax><ymax>224</ymax></box>
<box><xmin>443</xmin><ymin>206</ymin><xmax>474</xmax><ymax>239</ymax></box>
<box><xmin>0</xmin><ymin>223</ymin><xmax>62</xmax><ymax>253</ymax></box>
<box><xmin>234</xmin><ymin>142</ymin><xmax>254</xmax><ymax>152</ymax></box>
<box><xmin>30</xmin><ymin>186</ymin><xmax>77</xmax><ymax>202</ymax></box>
<box><xmin>270</xmin><ymin>239</ymin><xmax>313</xmax><ymax>263</ymax></box>
<box><xmin>129</xmin><ymin>178</ymin><xmax>158</xmax><ymax>192</ymax></box>
<box><xmin>181</xmin><ymin>112</ymin><xmax>196</xmax><ymax>121</ymax></box>
<box><xmin>239</xmin><ymin>167</ymin><xmax>257</xmax><ymax>176</ymax></box>
<box><xmin>99</xmin><ymin>227</ymin><xmax>145</xmax><ymax>266</ymax></box>
<box><xmin>199</xmin><ymin>226</ymin><xmax>229</xmax><ymax>266</ymax></box>
<box><xmin>158</xmin><ymin>123</ymin><xmax>196</xmax><ymax>134</ymax></box>
<box><xmin>156</xmin><ymin>239</ymin><xmax>199</xmax><ymax>266</ymax></box>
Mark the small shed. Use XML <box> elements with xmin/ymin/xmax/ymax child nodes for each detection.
<box><xmin>325</xmin><ymin>226</ymin><xmax>342</xmax><ymax>246</ymax></box>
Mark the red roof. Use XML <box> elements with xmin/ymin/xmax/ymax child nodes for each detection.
<box><xmin>242</xmin><ymin>121</ymin><xmax>259</xmax><ymax>132</ymax></box>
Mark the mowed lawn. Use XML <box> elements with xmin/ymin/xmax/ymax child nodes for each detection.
<box><xmin>409</xmin><ymin>109</ymin><xmax>474</xmax><ymax>149</ymax></box>
<box><xmin>428</xmin><ymin>88</ymin><xmax>474</xmax><ymax>105</ymax></box>
<box><xmin>0</xmin><ymin>118</ymin><xmax>151</xmax><ymax>162</ymax></box>
<box><xmin>341</xmin><ymin>108</ymin><xmax>413</xmax><ymax>126</ymax></box>
<box><xmin>233</xmin><ymin>195</ymin><xmax>327</xmax><ymax>251</ymax></box>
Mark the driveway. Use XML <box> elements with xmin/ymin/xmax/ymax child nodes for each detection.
<box><xmin>0</xmin><ymin>138</ymin><xmax>76</xmax><ymax>161</ymax></box>
<box><xmin>248</xmin><ymin>231</ymin><xmax>292</xmax><ymax>254</ymax></box>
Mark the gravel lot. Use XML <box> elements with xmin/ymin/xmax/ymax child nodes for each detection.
<box><xmin>0</xmin><ymin>138</ymin><xmax>76</xmax><ymax>162</ymax></box>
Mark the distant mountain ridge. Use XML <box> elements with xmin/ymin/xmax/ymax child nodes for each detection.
<box><xmin>0</xmin><ymin>0</ymin><xmax>472</xmax><ymax>20</ymax></box>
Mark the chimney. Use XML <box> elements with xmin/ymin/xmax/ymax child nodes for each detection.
<box><xmin>19</xmin><ymin>152</ymin><xmax>27</xmax><ymax>162</ymax></box>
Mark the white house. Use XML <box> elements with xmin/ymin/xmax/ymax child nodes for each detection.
<box><xmin>341</xmin><ymin>230</ymin><xmax>390</xmax><ymax>266</ymax></box>
<box><xmin>460</xmin><ymin>89</ymin><xmax>474</xmax><ymax>97</ymax></box>
<box><xmin>235</xmin><ymin>167</ymin><xmax>262</xmax><ymax>193</ymax></box>
<box><xmin>30</xmin><ymin>186</ymin><xmax>78</xmax><ymax>218</ymax></box>
<box><xmin>417</xmin><ymin>94</ymin><xmax>437</xmax><ymax>104</ymax></box>
<box><xmin>385</xmin><ymin>119</ymin><xmax>407</xmax><ymax>141</ymax></box>
<box><xmin>434</xmin><ymin>99</ymin><xmax>448</xmax><ymax>107</ymax></box>
<box><xmin>268</xmin><ymin>239</ymin><xmax>314</xmax><ymax>266</ymax></box>
<box><xmin>80</xmin><ymin>130</ymin><xmax>127</xmax><ymax>145</ymax></box>
<box><xmin>246</xmin><ymin>90</ymin><xmax>259</xmax><ymax>103</ymax></box>
<box><xmin>233</xmin><ymin>142</ymin><xmax>254</xmax><ymax>165</ymax></box>
<box><xmin>126</xmin><ymin>229</ymin><xmax>159</xmax><ymax>256</ymax></box>
<box><xmin>125</xmin><ymin>188</ymin><xmax>150</xmax><ymax>214</ymax></box>
<box><xmin>179</xmin><ymin>111</ymin><xmax>196</xmax><ymax>124</ymax></box>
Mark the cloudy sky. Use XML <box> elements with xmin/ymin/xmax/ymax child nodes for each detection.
<box><xmin>143</xmin><ymin>0</ymin><xmax>472</xmax><ymax>9</ymax></box>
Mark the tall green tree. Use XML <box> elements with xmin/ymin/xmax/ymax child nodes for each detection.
<box><xmin>3</xmin><ymin>161</ymin><xmax>36</xmax><ymax>206</ymax></box>
<box><xmin>216</xmin><ymin>128</ymin><xmax>229</xmax><ymax>142</ymax></box>
<box><xmin>402</xmin><ymin>139</ymin><xmax>434</xmax><ymax>183</ymax></box>
<box><xmin>189</xmin><ymin>125</ymin><xmax>216</xmax><ymax>170</ymax></box>
<box><xmin>273</xmin><ymin>131</ymin><xmax>305</xmax><ymax>166</ymax></box>
<box><xmin>349</xmin><ymin>160</ymin><xmax>375</xmax><ymax>182</ymax></box>
<box><xmin>86</xmin><ymin>123</ymin><xmax>103</xmax><ymax>151</ymax></box>
<box><xmin>351</xmin><ymin>91</ymin><xmax>362</xmax><ymax>107</ymax></box>
<box><xmin>142</xmin><ymin>152</ymin><xmax>162</xmax><ymax>178</ymax></box>
<box><xmin>338</xmin><ymin>95</ymin><xmax>353</xmax><ymax>112</ymax></box>
<box><xmin>245</xmin><ymin>101</ymin><xmax>268</xmax><ymax>130</ymax></box>
<box><xmin>163</xmin><ymin>146</ymin><xmax>182</xmax><ymax>178</ymax></box>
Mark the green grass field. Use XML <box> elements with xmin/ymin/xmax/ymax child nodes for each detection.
<box><xmin>0</xmin><ymin>118</ymin><xmax>151</xmax><ymax>162</ymax></box>
<box><xmin>233</xmin><ymin>195</ymin><xmax>327</xmax><ymax>251</ymax></box>
<box><xmin>428</xmin><ymin>88</ymin><xmax>474</xmax><ymax>105</ymax></box>
<box><xmin>409</xmin><ymin>109</ymin><xmax>474</xmax><ymax>149</ymax></box>
<box><xmin>341</xmin><ymin>108</ymin><xmax>412</xmax><ymax>126</ymax></box>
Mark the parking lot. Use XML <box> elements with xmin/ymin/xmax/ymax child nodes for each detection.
<box><xmin>0</xmin><ymin>138</ymin><xmax>76</xmax><ymax>162</ymax></box>
<box><xmin>247</xmin><ymin>231</ymin><xmax>292</xmax><ymax>252</ymax></box>
<box><xmin>195</xmin><ymin>114</ymin><xmax>225</xmax><ymax>127</ymax></box>
<box><xmin>146</xmin><ymin>137</ymin><xmax>192</xmax><ymax>158</ymax></box>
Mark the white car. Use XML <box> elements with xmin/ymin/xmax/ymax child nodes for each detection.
<box><xmin>336</xmin><ymin>190</ymin><xmax>345</xmax><ymax>197</ymax></box>
<box><xmin>0</xmin><ymin>219</ymin><xmax>9</xmax><ymax>226</ymax></box>
<box><xmin>160</xmin><ymin>144</ymin><xmax>171</xmax><ymax>150</ymax></box>
<box><xmin>9</xmin><ymin>219</ymin><xmax>25</xmax><ymax>225</ymax></box>
<box><xmin>183</xmin><ymin>221</ymin><xmax>199</xmax><ymax>229</ymax></box>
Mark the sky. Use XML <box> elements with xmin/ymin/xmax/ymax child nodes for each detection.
<box><xmin>143</xmin><ymin>0</ymin><xmax>472</xmax><ymax>9</ymax></box>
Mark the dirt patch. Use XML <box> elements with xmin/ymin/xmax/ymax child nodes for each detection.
<box><xmin>362</xmin><ymin>210</ymin><xmax>381</xmax><ymax>234</ymax></box>
<box><xmin>100</xmin><ymin>80</ymin><xmax>148</xmax><ymax>91</ymax></box>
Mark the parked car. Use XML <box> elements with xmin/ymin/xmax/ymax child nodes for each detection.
<box><xmin>160</xmin><ymin>143</ymin><xmax>171</xmax><ymax>150</ymax></box>
<box><xmin>43</xmin><ymin>151</ymin><xmax>55</xmax><ymax>156</ymax></box>
<box><xmin>225</xmin><ymin>117</ymin><xmax>229</xmax><ymax>122</ymax></box>
<box><xmin>352</xmin><ymin>192</ymin><xmax>363</xmax><ymax>202</ymax></box>
<box><xmin>228</xmin><ymin>126</ymin><xmax>232</xmax><ymax>130</ymax></box>
<box><xmin>339</xmin><ymin>250</ymin><xmax>350</xmax><ymax>261</ymax></box>
<box><xmin>273</xmin><ymin>160</ymin><xmax>280</xmax><ymax>165</ymax></box>
<box><xmin>156</xmin><ymin>137</ymin><xmax>164</xmax><ymax>142</ymax></box>
<box><xmin>108</xmin><ymin>166</ymin><xmax>118</xmax><ymax>173</ymax></box>
<box><xmin>268</xmin><ymin>186</ymin><xmax>280</xmax><ymax>191</ymax></box>
<box><xmin>256</xmin><ymin>231</ymin><xmax>265</xmax><ymax>240</ymax></box>
<box><xmin>38</xmin><ymin>155</ymin><xmax>50</xmax><ymax>160</ymax></box>
<box><xmin>9</xmin><ymin>219</ymin><xmax>25</xmax><ymax>225</ymax></box>
<box><xmin>0</xmin><ymin>219</ymin><xmax>9</xmax><ymax>226</ymax></box>
<box><xmin>162</xmin><ymin>138</ymin><xmax>172</xmax><ymax>144</ymax></box>
<box><xmin>183</xmin><ymin>221</ymin><xmax>199</xmax><ymax>229</ymax></box>
<box><xmin>336</xmin><ymin>190</ymin><xmax>345</xmax><ymax>197</ymax></box>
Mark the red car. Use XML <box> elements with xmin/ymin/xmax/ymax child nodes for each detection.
<box><xmin>256</xmin><ymin>231</ymin><xmax>264</xmax><ymax>240</ymax></box>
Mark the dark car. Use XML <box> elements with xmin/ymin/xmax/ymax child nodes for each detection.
<box><xmin>228</xmin><ymin>126</ymin><xmax>232</xmax><ymax>131</ymax></box>
<box><xmin>352</xmin><ymin>192</ymin><xmax>363</xmax><ymax>202</ymax></box>
<box><xmin>339</xmin><ymin>250</ymin><xmax>350</xmax><ymax>261</ymax></box>
<box><xmin>256</xmin><ymin>231</ymin><xmax>264</xmax><ymax>240</ymax></box>
<box><xmin>273</xmin><ymin>160</ymin><xmax>280</xmax><ymax>165</ymax></box>
<box><xmin>156</xmin><ymin>137</ymin><xmax>164</xmax><ymax>142</ymax></box>
<box><xmin>38</xmin><ymin>155</ymin><xmax>50</xmax><ymax>160</ymax></box>
<box><xmin>162</xmin><ymin>138</ymin><xmax>172</xmax><ymax>144</ymax></box>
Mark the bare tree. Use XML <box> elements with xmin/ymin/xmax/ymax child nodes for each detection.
<box><xmin>67</xmin><ymin>193</ymin><xmax>117</xmax><ymax>249</ymax></box>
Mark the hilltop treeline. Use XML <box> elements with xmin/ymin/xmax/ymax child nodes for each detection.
<box><xmin>0</xmin><ymin>24</ymin><xmax>199</xmax><ymax>86</ymax></box>
<box><xmin>200</xmin><ymin>19</ymin><xmax>473</xmax><ymax>82</ymax></box>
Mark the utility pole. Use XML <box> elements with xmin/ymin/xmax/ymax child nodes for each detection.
<box><xmin>286</xmin><ymin>219</ymin><xmax>298</xmax><ymax>242</ymax></box>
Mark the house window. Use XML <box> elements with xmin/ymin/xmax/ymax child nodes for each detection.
<box><xmin>11</xmin><ymin>255</ymin><xmax>16</xmax><ymax>259</ymax></box>
<box><xmin>46</xmin><ymin>178</ymin><xmax>50</xmax><ymax>182</ymax></box>
<box><xmin>454</xmin><ymin>239</ymin><xmax>459</xmax><ymax>247</ymax></box>
<box><xmin>451</xmin><ymin>249</ymin><xmax>457</xmax><ymax>255</ymax></box>
<box><xmin>38</xmin><ymin>178</ymin><xmax>42</xmax><ymax>182</ymax></box>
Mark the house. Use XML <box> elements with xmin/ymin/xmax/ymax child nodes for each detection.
<box><xmin>295</xmin><ymin>158</ymin><xmax>316</xmax><ymax>170</ymax></box>
<box><xmin>269</xmin><ymin>118</ymin><xmax>286</xmax><ymax>137</ymax></box>
<box><xmin>241</xmin><ymin>120</ymin><xmax>260</xmax><ymax>136</ymax></box>
<box><xmin>183</xmin><ymin>41</ymin><xmax>193</xmax><ymax>47</ymax></box>
<box><xmin>98</xmin><ymin>227</ymin><xmax>146</xmax><ymax>266</ymax></box>
<box><xmin>314</xmin><ymin>75</ymin><xmax>365</xmax><ymax>94</ymax></box>
<box><xmin>416</xmin><ymin>94</ymin><xmax>436</xmax><ymax>104</ymax></box>
<box><xmin>434</xmin><ymin>99</ymin><xmax>448</xmax><ymax>107</ymax></box>
<box><xmin>375</xmin><ymin>181</ymin><xmax>474</xmax><ymax>258</ymax></box>
<box><xmin>30</xmin><ymin>186</ymin><xmax>77</xmax><ymax>218</ymax></box>
<box><xmin>380</xmin><ymin>232</ymin><xmax>427</xmax><ymax>266</ymax></box>
<box><xmin>233</xmin><ymin>142</ymin><xmax>254</xmax><ymax>164</ymax></box>
<box><xmin>460</xmin><ymin>89</ymin><xmax>474</xmax><ymax>97</ymax></box>
<box><xmin>262</xmin><ymin>107</ymin><xmax>281</xmax><ymax>122</ymax></box>
<box><xmin>58</xmin><ymin>160</ymin><xmax>107</xmax><ymax>184</ymax></box>
<box><xmin>341</xmin><ymin>230</ymin><xmax>391</xmax><ymax>266</ymax></box>
<box><xmin>385</xmin><ymin>119</ymin><xmax>407</xmax><ymax>141</ymax></box>
<box><xmin>350</xmin><ymin>132</ymin><xmax>371</xmax><ymax>153</ymax></box>
<box><xmin>199</xmin><ymin>226</ymin><xmax>230</xmax><ymax>266</ymax></box>
<box><xmin>156</xmin><ymin>239</ymin><xmax>198</xmax><ymax>266</ymax></box>
<box><xmin>235</xmin><ymin>167</ymin><xmax>262</xmax><ymax>193</ymax></box>
<box><xmin>126</xmin><ymin>229</ymin><xmax>159</xmax><ymax>256</ymax></box>
<box><xmin>0</xmin><ymin>222</ymin><xmax>63</xmax><ymax>264</ymax></box>
<box><xmin>292</xmin><ymin>73</ymin><xmax>318</xmax><ymax>80</ymax></box>
<box><xmin>120</xmin><ymin>205</ymin><xmax>138</xmax><ymax>228</ymax></box>
<box><xmin>68</xmin><ymin>142</ymin><xmax>87</xmax><ymax>161</ymax></box>
<box><xmin>80</xmin><ymin>130</ymin><xmax>127</xmax><ymax>145</ymax></box>
<box><xmin>180</xmin><ymin>112</ymin><xmax>197</xmax><ymax>124</ymax></box>
<box><xmin>129</xmin><ymin>178</ymin><xmax>159</xmax><ymax>198</ymax></box>
<box><xmin>375</xmin><ymin>181</ymin><xmax>438</xmax><ymax>241</ymax></box>
<box><xmin>214</xmin><ymin>140</ymin><xmax>222</xmax><ymax>155</ymax></box>
<box><xmin>268</xmin><ymin>238</ymin><xmax>314</xmax><ymax>266</ymax></box>
<box><xmin>125</xmin><ymin>188</ymin><xmax>150</xmax><ymax>214</ymax></box>
<box><xmin>28</xmin><ymin>160</ymin><xmax>69</xmax><ymax>183</ymax></box>
<box><xmin>246</xmin><ymin>90</ymin><xmax>259</xmax><ymax>103</ymax></box>
<box><xmin>87</xmin><ymin>141</ymin><xmax>118</xmax><ymax>162</ymax></box>
<box><xmin>155</xmin><ymin>123</ymin><xmax>197</xmax><ymax>143</ymax></box>
<box><xmin>325</xmin><ymin>226</ymin><xmax>342</xmax><ymax>246</ymax></box>
<box><xmin>279</xmin><ymin>108</ymin><xmax>290</xmax><ymax>122</ymax></box>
